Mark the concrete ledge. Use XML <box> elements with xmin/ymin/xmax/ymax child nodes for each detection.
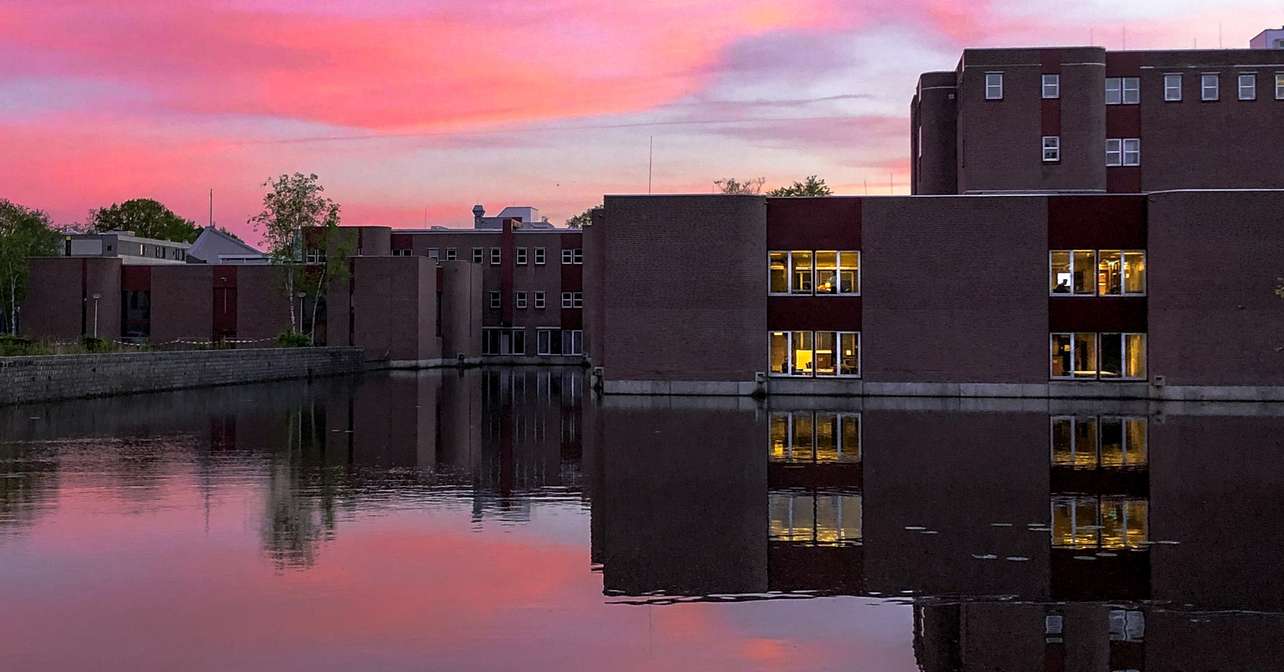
<box><xmin>382</xmin><ymin>355</ymin><xmax>587</xmax><ymax>369</ymax></box>
<box><xmin>603</xmin><ymin>377</ymin><xmax>1284</xmax><ymax>402</ymax></box>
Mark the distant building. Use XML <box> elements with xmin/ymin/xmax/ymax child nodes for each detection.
<box><xmin>186</xmin><ymin>226</ymin><xmax>268</xmax><ymax>264</ymax></box>
<box><xmin>911</xmin><ymin>45</ymin><xmax>1284</xmax><ymax>194</ymax></box>
<box><xmin>61</xmin><ymin>231</ymin><xmax>191</xmax><ymax>264</ymax></box>
<box><xmin>1250</xmin><ymin>26</ymin><xmax>1284</xmax><ymax>49</ymax></box>
<box><xmin>471</xmin><ymin>204</ymin><xmax>556</xmax><ymax>230</ymax></box>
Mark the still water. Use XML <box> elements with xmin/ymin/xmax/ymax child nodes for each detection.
<box><xmin>2</xmin><ymin>369</ymin><xmax>1283</xmax><ymax>671</ymax></box>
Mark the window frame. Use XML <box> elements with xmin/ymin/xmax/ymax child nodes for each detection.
<box><xmin>536</xmin><ymin>328</ymin><xmax>557</xmax><ymax>355</ymax></box>
<box><xmin>1042</xmin><ymin>73</ymin><xmax>1060</xmax><ymax>99</ymax></box>
<box><xmin>1201</xmin><ymin>73</ymin><xmax>1220</xmax><ymax>101</ymax></box>
<box><xmin>1238</xmin><ymin>73</ymin><xmax>1257</xmax><ymax>101</ymax></box>
<box><xmin>1121</xmin><ymin>138</ymin><xmax>1140</xmax><ymax>166</ymax></box>
<box><xmin>1105</xmin><ymin>138</ymin><xmax>1122</xmax><ymax>167</ymax></box>
<box><xmin>445</xmin><ymin>248</ymin><xmax>457</xmax><ymax>261</ymax></box>
<box><xmin>514</xmin><ymin>291</ymin><xmax>527</xmax><ymax>309</ymax></box>
<box><xmin>572</xmin><ymin>291</ymin><xmax>583</xmax><ymax>308</ymax></box>
<box><xmin>488</xmin><ymin>290</ymin><xmax>501</xmax><ymax>310</ymax></box>
<box><xmin>515</xmin><ymin>247</ymin><xmax>528</xmax><ymax>265</ymax></box>
<box><xmin>1049</xmin><ymin>250</ymin><xmax>1100</xmax><ymax>296</ymax></box>
<box><xmin>1050</xmin><ymin>415</ymin><xmax>1149</xmax><ymax>470</ymax></box>
<box><xmin>1050</xmin><ymin>332</ymin><xmax>1147</xmax><ymax>381</ymax></box>
<box><xmin>1042</xmin><ymin>135</ymin><xmax>1061</xmax><ymax>163</ymax></box>
<box><xmin>489</xmin><ymin>247</ymin><xmax>501</xmax><ymax>265</ymax></box>
<box><xmin>561</xmin><ymin>291</ymin><xmax>572</xmax><ymax>309</ymax></box>
<box><xmin>533</xmin><ymin>291</ymin><xmax>545</xmax><ymax>309</ymax></box>
<box><xmin>1276</xmin><ymin>73</ymin><xmax>1284</xmax><ymax>100</ymax></box>
<box><xmin>534</xmin><ymin>247</ymin><xmax>546</xmax><ymax>265</ymax></box>
<box><xmin>561</xmin><ymin>248</ymin><xmax>573</xmax><ymax>264</ymax></box>
<box><xmin>1163</xmin><ymin>73</ymin><xmax>1182</xmax><ymax>102</ymax></box>
<box><xmin>984</xmin><ymin>72</ymin><xmax>1003</xmax><ymax>100</ymax></box>
<box><xmin>768</xmin><ymin>330</ymin><xmax>861</xmax><ymax>379</ymax></box>
<box><xmin>472</xmin><ymin>247</ymin><xmax>484</xmax><ymax>264</ymax></box>
<box><xmin>768</xmin><ymin>250</ymin><xmax>860</xmax><ymax>296</ymax></box>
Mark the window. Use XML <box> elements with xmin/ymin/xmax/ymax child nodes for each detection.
<box><xmin>1042</xmin><ymin>136</ymin><xmax>1060</xmax><ymax>163</ymax></box>
<box><xmin>561</xmin><ymin>329</ymin><xmax>583</xmax><ymax>355</ymax></box>
<box><xmin>1099</xmin><ymin>333</ymin><xmax>1147</xmax><ymax>379</ymax></box>
<box><xmin>769</xmin><ymin>490</ymin><xmax>862</xmax><ymax>546</ymax></box>
<box><xmin>489</xmin><ymin>247</ymin><xmax>500</xmax><ymax>265</ymax></box>
<box><xmin>1052</xmin><ymin>416</ymin><xmax>1147</xmax><ymax>469</ymax></box>
<box><xmin>516</xmin><ymin>247</ymin><xmax>528</xmax><ymax>265</ymax></box>
<box><xmin>511</xmin><ymin>328</ymin><xmax>525</xmax><ymax>355</ymax></box>
<box><xmin>1042</xmin><ymin>74</ymin><xmax>1060</xmax><ymax>99</ymax></box>
<box><xmin>392</xmin><ymin>249</ymin><xmax>412</xmax><ymax>257</ymax></box>
<box><xmin>488</xmin><ymin>290</ymin><xmax>500</xmax><ymax>309</ymax></box>
<box><xmin>985</xmin><ymin>72</ymin><xmax>1003</xmax><ymax>100</ymax></box>
<box><xmin>515</xmin><ymin>291</ymin><xmax>527</xmax><ymax>309</ymax></box>
<box><xmin>561</xmin><ymin>291</ymin><xmax>573</xmax><ymax>309</ymax></box>
<box><xmin>572</xmin><ymin>291</ymin><xmax>583</xmax><ymax>308</ymax></box>
<box><xmin>1276</xmin><ymin>73</ymin><xmax>1284</xmax><ymax>100</ymax></box>
<box><xmin>769</xmin><ymin>250</ymin><xmax>859</xmax><ymax>295</ymax></box>
<box><xmin>572</xmin><ymin>248</ymin><xmax>583</xmax><ymax>264</ymax></box>
<box><xmin>1201</xmin><ymin>73</ymin><xmax>1219</xmax><ymax>101</ymax></box>
<box><xmin>445</xmin><ymin>248</ymin><xmax>457</xmax><ymax>260</ymax></box>
<box><xmin>534</xmin><ymin>291</ymin><xmax>545</xmax><ymax>309</ymax></box>
<box><xmin>1096</xmin><ymin>250</ymin><xmax>1147</xmax><ymax>295</ymax></box>
<box><xmin>1049</xmin><ymin>250</ymin><xmax>1098</xmax><ymax>295</ymax></box>
<box><xmin>771</xmin><ymin>412</ymin><xmax>860</xmax><ymax>464</ymax></box>
<box><xmin>472</xmin><ymin>247</ymin><xmax>483</xmax><ymax>263</ymax></box>
<box><xmin>1106</xmin><ymin>138</ymin><xmax>1140</xmax><ymax>166</ymax></box>
<box><xmin>1163</xmin><ymin>73</ymin><xmax>1182</xmax><ymax>101</ymax></box>
<box><xmin>1238</xmin><ymin>73</ymin><xmax>1256</xmax><ymax>100</ymax></box>
<box><xmin>427</xmin><ymin>247</ymin><xmax>439</xmax><ymax>260</ymax></box>
<box><xmin>561</xmin><ymin>249</ymin><xmax>572</xmax><ymax>264</ymax></box>
<box><xmin>1122</xmin><ymin>138</ymin><xmax>1140</xmax><ymax>166</ymax></box>
<box><xmin>1105</xmin><ymin>77</ymin><xmax>1138</xmax><ymax>105</ymax></box>
<box><xmin>1109</xmin><ymin>610</ymin><xmax>1146</xmax><ymax>643</ymax></box>
<box><xmin>537</xmin><ymin>328</ymin><xmax>558</xmax><ymax>355</ymax></box>
<box><xmin>1050</xmin><ymin>333</ymin><xmax>1146</xmax><ymax>380</ymax></box>
<box><xmin>769</xmin><ymin>331</ymin><xmax>860</xmax><ymax>378</ymax></box>
<box><xmin>534</xmin><ymin>247</ymin><xmax>546</xmax><ymax>265</ymax></box>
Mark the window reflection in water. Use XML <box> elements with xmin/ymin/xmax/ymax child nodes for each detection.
<box><xmin>1051</xmin><ymin>417</ymin><xmax>1147</xmax><ymax>469</ymax></box>
<box><xmin>769</xmin><ymin>490</ymin><xmax>862</xmax><ymax>546</ymax></box>
<box><xmin>1051</xmin><ymin>496</ymin><xmax>1148</xmax><ymax>549</ymax></box>
<box><xmin>770</xmin><ymin>412</ymin><xmax>860</xmax><ymax>464</ymax></box>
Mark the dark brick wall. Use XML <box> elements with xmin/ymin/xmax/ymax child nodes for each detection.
<box><xmin>150</xmin><ymin>265</ymin><xmax>212</xmax><ymax>343</ymax></box>
<box><xmin>598</xmin><ymin>195</ymin><xmax>766</xmax><ymax>381</ymax></box>
<box><xmin>862</xmin><ymin>196</ymin><xmax>1048</xmax><ymax>383</ymax></box>
<box><xmin>348</xmin><ymin>257</ymin><xmax>440</xmax><ymax>362</ymax></box>
<box><xmin>911</xmin><ymin>71</ymin><xmax>959</xmax><ymax>195</ymax></box>
<box><xmin>1148</xmin><ymin>190</ymin><xmax>1284</xmax><ymax>386</ymax></box>
<box><xmin>235</xmin><ymin>265</ymin><xmax>292</xmax><ymax>341</ymax></box>
<box><xmin>438</xmin><ymin>260</ymin><xmax>482</xmax><ymax>358</ymax></box>
<box><xmin>21</xmin><ymin>257</ymin><xmax>121</xmax><ymax>341</ymax></box>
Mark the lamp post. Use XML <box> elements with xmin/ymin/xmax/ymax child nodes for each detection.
<box><xmin>91</xmin><ymin>293</ymin><xmax>101</xmax><ymax>338</ymax></box>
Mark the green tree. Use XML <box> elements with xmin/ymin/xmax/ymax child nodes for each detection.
<box><xmin>0</xmin><ymin>200</ymin><xmax>62</xmax><ymax>336</ymax></box>
<box><xmin>88</xmin><ymin>198</ymin><xmax>201</xmax><ymax>243</ymax></box>
<box><xmin>714</xmin><ymin>177</ymin><xmax>766</xmax><ymax>194</ymax></box>
<box><xmin>249</xmin><ymin>174</ymin><xmax>343</xmax><ymax>339</ymax></box>
<box><xmin>766</xmin><ymin>175</ymin><xmax>833</xmax><ymax>197</ymax></box>
<box><xmin>565</xmin><ymin>204</ymin><xmax>601</xmax><ymax>229</ymax></box>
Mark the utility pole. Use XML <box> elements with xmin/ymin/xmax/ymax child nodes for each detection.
<box><xmin>647</xmin><ymin>136</ymin><xmax>653</xmax><ymax>195</ymax></box>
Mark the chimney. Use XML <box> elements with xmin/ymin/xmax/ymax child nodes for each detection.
<box><xmin>472</xmin><ymin>204</ymin><xmax>485</xmax><ymax>227</ymax></box>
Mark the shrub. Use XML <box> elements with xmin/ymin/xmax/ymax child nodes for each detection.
<box><xmin>276</xmin><ymin>330</ymin><xmax>311</xmax><ymax>347</ymax></box>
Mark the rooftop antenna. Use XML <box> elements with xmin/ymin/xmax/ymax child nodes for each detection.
<box><xmin>863</xmin><ymin>179</ymin><xmax>868</xmax><ymax>195</ymax></box>
<box><xmin>647</xmin><ymin>136</ymin><xmax>653</xmax><ymax>195</ymax></box>
<box><xmin>1089</xmin><ymin>27</ymin><xmax>1094</xmax><ymax>46</ymax></box>
<box><xmin>889</xmin><ymin>173</ymin><xmax>894</xmax><ymax>195</ymax></box>
<box><xmin>1218</xmin><ymin>22</ymin><xmax>1223</xmax><ymax>48</ymax></box>
<box><xmin>208</xmin><ymin>188</ymin><xmax>213</xmax><ymax>228</ymax></box>
<box><xmin>1122</xmin><ymin>26</ymin><xmax>1127</xmax><ymax>50</ymax></box>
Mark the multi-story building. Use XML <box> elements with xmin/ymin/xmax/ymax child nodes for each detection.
<box><xmin>1251</xmin><ymin>25</ymin><xmax>1284</xmax><ymax>49</ymax></box>
<box><xmin>585</xmin><ymin>189</ymin><xmax>1284</xmax><ymax>400</ymax></box>
<box><xmin>61</xmin><ymin>231</ymin><xmax>192</xmax><ymax>264</ymax></box>
<box><xmin>911</xmin><ymin>45</ymin><xmax>1284</xmax><ymax>194</ymax></box>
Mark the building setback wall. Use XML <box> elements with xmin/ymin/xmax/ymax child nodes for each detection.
<box><xmin>20</xmin><ymin>257</ymin><xmax>122</xmax><ymax>341</ymax></box>
<box><xmin>347</xmin><ymin>257</ymin><xmax>440</xmax><ymax>362</ymax></box>
<box><xmin>1147</xmin><ymin>190</ymin><xmax>1284</xmax><ymax>387</ymax></box>
<box><xmin>862</xmin><ymin>196</ymin><xmax>1049</xmax><ymax>384</ymax></box>
<box><xmin>234</xmin><ymin>265</ymin><xmax>293</xmax><ymax>341</ymax></box>
<box><xmin>438</xmin><ymin>260</ymin><xmax>482</xmax><ymax>358</ymax></box>
<box><xmin>149</xmin><ymin>265</ymin><xmax>212</xmax><ymax>343</ymax></box>
<box><xmin>598</xmin><ymin>195</ymin><xmax>766</xmax><ymax>384</ymax></box>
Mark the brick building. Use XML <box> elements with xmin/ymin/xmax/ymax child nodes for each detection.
<box><xmin>912</xmin><ymin>46</ymin><xmax>1284</xmax><ymax>194</ymax></box>
<box><xmin>585</xmin><ymin>190</ymin><xmax>1284</xmax><ymax>400</ymax></box>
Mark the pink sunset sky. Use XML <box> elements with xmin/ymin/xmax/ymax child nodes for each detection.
<box><xmin>1</xmin><ymin>1</ymin><xmax>1278</xmax><ymax>241</ymax></box>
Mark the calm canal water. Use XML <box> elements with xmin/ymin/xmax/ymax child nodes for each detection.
<box><xmin>2</xmin><ymin>369</ymin><xmax>1282</xmax><ymax>671</ymax></box>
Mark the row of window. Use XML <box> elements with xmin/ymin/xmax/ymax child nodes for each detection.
<box><xmin>769</xmin><ymin>491</ymin><xmax>862</xmax><ymax>546</ymax></box>
<box><xmin>487</xmin><ymin>290</ymin><xmax>583</xmax><ymax>310</ymax></box>
<box><xmin>1050</xmin><ymin>250</ymin><xmax>1146</xmax><ymax>296</ymax></box>
<box><xmin>1051</xmin><ymin>416</ymin><xmax>1147</xmax><ymax>469</ymax></box>
<box><xmin>1051</xmin><ymin>332</ymin><xmax>1147</xmax><ymax>380</ymax></box>
<box><xmin>988</xmin><ymin>71</ymin><xmax>1284</xmax><ymax>102</ymax></box>
<box><xmin>768</xmin><ymin>251</ymin><xmax>861</xmax><ymax>295</ymax></box>
<box><xmin>1039</xmin><ymin>136</ymin><xmax>1141</xmax><ymax>166</ymax></box>
<box><xmin>769</xmin><ymin>331</ymin><xmax>861</xmax><ymax>378</ymax></box>
<box><xmin>390</xmin><ymin>246</ymin><xmax>583</xmax><ymax>265</ymax></box>
<box><xmin>1052</xmin><ymin>495</ymin><xmax>1148</xmax><ymax>550</ymax></box>
<box><xmin>481</xmin><ymin>327</ymin><xmax>583</xmax><ymax>356</ymax></box>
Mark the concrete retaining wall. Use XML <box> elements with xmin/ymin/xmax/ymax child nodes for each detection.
<box><xmin>0</xmin><ymin>347</ymin><xmax>365</xmax><ymax>405</ymax></box>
